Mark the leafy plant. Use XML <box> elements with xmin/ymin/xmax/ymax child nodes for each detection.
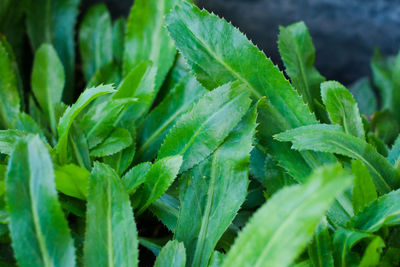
<box><xmin>0</xmin><ymin>0</ymin><xmax>399</xmax><ymax>266</ymax></box>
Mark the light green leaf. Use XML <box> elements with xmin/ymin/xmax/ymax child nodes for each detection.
<box><xmin>154</xmin><ymin>240</ymin><xmax>186</xmax><ymax>267</ymax></box>
<box><xmin>6</xmin><ymin>136</ymin><xmax>75</xmax><ymax>267</ymax></box>
<box><xmin>352</xmin><ymin>160</ymin><xmax>377</xmax><ymax>215</ymax></box>
<box><xmin>278</xmin><ymin>21</ymin><xmax>326</xmax><ymax>118</ymax></box>
<box><xmin>32</xmin><ymin>44</ymin><xmax>65</xmax><ymax>135</ymax></box>
<box><xmin>90</xmin><ymin>128</ymin><xmax>132</xmax><ymax>157</ymax></box>
<box><xmin>359</xmin><ymin>236</ymin><xmax>385</xmax><ymax>267</ymax></box>
<box><xmin>222</xmin><ymin>164</ymin><xmax>352</xmax><ymax>267</ymax></box>
<box><xmin>136</xmin><ymin>75</ymin><xmax>206</xmax><ymax>161</ymax></box>
<box><xmin>0</xmin><ymin>129</ymin><xmax>28</xmax><ymax>154</ymax></box>
<box><xmin>308</xmin><ymin>217</ymin><xmax>334</xmax><ymax>267</ymax></box>
<box><xmin>349</xmin><ymin>77</ymin><xmax>377</xmax><ymax>116</ymax></box>
<box><xmin>175</xmin><ymin>104</ymin><xmax>256</xmax><ymax>267</ymax></box>
<box><xmin>57</xmin><ymin>84</ymin><xmax>115</xmax><ymax>164</ymax></box>
<box><xmin>0</xmin><ymin>39</ymin><xmax>20</xmax><ymax>128</ymax></box>
<box><xmin>123</xmin><ymin>0</ymin><xmax>181</xmax><ymax>90</ymax></box>
<box><xmin>112</xmin><ymin>17</ymin><xmax>126</xmax><ymax>64</ymax></box>
<box><xmin>136</xmin><ymin>156</ymin><xmax>182</xmax><ymax>214</ymax></box>
<box><xmin>84</xmin><ymin>162</ymin><xmax>138</xmax><ymax>267</ymax></box>
<box><xmin>333</xmin><ymin>229</ymin><xmax>383</xmax><ymax>267</ymax></box>
<box><xmin>158</xmin><ymin>82</ymin><xmax>251</xmax><ymax>172</ymax></box>
<box><xmin>388</xmin><ymin>134</ymin><xmax>400</xmax><ymax>169</ymax></box>
<box><xmin>122</xmin><ymin>162</ymin><xmax>152</xmax><ymax>194</ymax></box>
<box><xmin>275</xmin><ymin>124</ymin><xmax>400</xmax><ymax>194</ymax></box>
<box><xmin>26</xmin><ymin>0</ymin><xmax>81</xmax><ymax>101</ymax></box>
<box><xmin>79</xmin><ymin>3</ymin><xmax>113</xmax><ymax>82</ymax></box>
<box><xmin>69</xmin><ymin>122</ymin><xmax>91</xmax><ymax>170</ymax></box>
<box><xmin>349</xmin><ymin>188</ymin><xmax>400</xmax><ymax>232</ymax></box>
<box><xmin>55</xmin><ymin>164</ymin><xmax>89</xmax><ymax>200</ymax></box>
<box><xmin>321</xmin><ymin>81</ymin><xmax>365</xmax><ymax>139</ymax></box>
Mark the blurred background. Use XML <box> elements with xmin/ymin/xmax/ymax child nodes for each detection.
<box><xmin>82</xmin><ymin>0</ymin><xmax>400</xmax><ymax>85</ymax></box>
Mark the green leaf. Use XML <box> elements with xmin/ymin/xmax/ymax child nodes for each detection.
<box><xmin>79</xmin><ymin>4</ymin><xmax>113</xmax><ymax>82</ymax></box>
<box><xmin>123</xmin><ymin>0</ymin><xmax>181</xmax><ymax>90</ymax></box>
<box><xmin>308</xmin><ymin>217</ymin><xmax>334</xmax><ymax>267</ymax></box>
<box><xmin>26</xmin><ymin>0</ymin><xmax>81</xmax><ymax>102</ymax></box>
<box><xmin>154</xmin><ymin>240</ymin><xmax>186</xmax><ymax>267</ymax></box>
<box><xmin>31</xmin><ymin>44</ymin><xmax>65</xmax><ymax>135</ymax></box>
<box><xmin>136</xmin><ymin>75</ymin><xmax>206</xmax><ymax>161</ymax></box>
<box><xmin>84</xmin><ymin>162</ymin><xmax>138</xmax><ymax>267</ymax></box>
<box><xmin>349</xmin><ymin>188</ymin><xmax>400</xmax><ymax>232</ymax></box>
<box><xmin>113</xmin><ymin>61</ymin><xmax>157</xmax><ymax>124</ymax></box>
<box><xmin>359</xmin><ymin>236</ymin><xmax>385</xmax><ymax>267</ymax></box>
<box><xmin>349</xmin><ymin>77</ymin><xmax>377</xmax><ymax>116</ymax></box>
<box><xmin>332</xmin><ymin>228</ymin><xmax>383</xmax><ymax>267</ymax></box>
<box><xmin>175</xmin><ymin>104</ymin><xmax>256</xmax><ymax>267</ymax></box>
<box><xmin>278</xmin><ymin>21</ymin><xmax>326</xmax><ymax>118</ymax></box>
<box><xmin>158</xmin><ymin>82</ymin><xmax>251</xmax><ymax>172</ymax></box>
<box><xmin>90</xmin><ymin>128</ymin><xmax>132</xmax><ymax>157</ymax></box>
<box><xmin>0</xmin><ymin>38</ymin><xmax>20</xmax><ymax>128</ymax></box>
<box><xmin>103</xmin><ymin>130</ymin><xmax>136</xmax><ymax>176</ymax></box>
<box><xmin>80</xmin><ymin>98</ymin><xmax>133</xmax><ymax>149</ymax></box>
<box><xmin>6</xmin><ymin>136</ymin><xmax>75</xmax><ymax>267</ymax></box>
<box><xmin>370</xmin><ymin>110</ymin><xmax>399</xmax><ymax>145</ymax></box>
<box><xmin>275</xmin><ymin>124</ymin><xmax>400</xmax><ymax>194</ymax></box>
<box><xmin>352</xmin><ymin>160</ymin><xmax>377</xmax><ymax>215</ymax></box>
<box><xmin>371</xmin><ymin>49</ymin><xmax>400</xmax><ymax>122</ymax></box>
<box><xmin>87</xmin><ymin>61</ymin><xmax>121</xmax><ymax>87</ymax></box>
<box><xmin>55</xmin><ymin>164</ymin><xmax>90</xmax><ymax>200</ymax></box>
<box><xmin>122</xmin><ymin>162</ymin><xmax>152</xmax><ymax>194</ymax></box>
<box><xmin>69</xmin><ymin>122</ymin><xmax>91</xmax><ymax>170</ymax></box>
<box><xmin>112</xmin><ymin>17</ymin><xmax>126</xmax><ymax>64</ymax></box>
<box><xmin>388</xmin><ymin>135</ymin><xmax>400</xmax><ymax>169</ymax></box>
<box><xmin>149</xmin><ymin>193</ymin><xmax>179</xmax><ymax>231</ymax></box>
<box><xmin>165</xmin><ymin>3</ymin><xmax>338</xmax><ymax>183</ymax></box>
<box><xmin>136</xmin><ymin>156</ymin><xmax>182</xmax><ymax>214</ymax></box>
<box><xmin>222</xmin><ymin>164</ymin><xmax>352</xmax><ymax>267</ymax></box>
<box><xmin>321</xmin><ymin>81</ymin><xmax>365</xmax><ymax>139</ymax></box>
<box><xmin>15</xmin><ymin>113</ymin><xmax>47</xmax><ymax>143</ymax></box>
<box><xmin>0</xmin><ymin>129</ymin><xmax>28</xmax><ymax>154</ymax></box>
<box><xmin>57</xmin><ymin>84</ymin><xmax>115</xmax><ymax>164</ymax></box>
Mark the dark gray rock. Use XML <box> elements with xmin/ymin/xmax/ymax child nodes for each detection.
<box><xmin>83</xmin><ymin>0</ymin><xmax>400</xmax><ymax>84</ymax></box>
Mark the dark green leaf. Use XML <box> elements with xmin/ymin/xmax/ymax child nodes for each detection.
<box><xmin>136</xmin><ymin>75</ymin><xmax>206</xmax><ymax>161</ymax></box>
<box><xmin>87</xmin><ymin>61</ymin><xmax>122</xmax><ymax>87</ymax></box>
<box><xmin>349</xmin><ymin>77</ymin><xmax>377</xmax><ymax>116</ymax></box>
<box><xmin>278</xmin><ymin>21</ymin><xmax>326</xmax><ymax>118</ymax></box>
<box><xmin>79</xmin><ymin>4</ymin><xmax>113</xmax><ymax>82</ymax></box>
<box><xmin>31</xmin><ymin>44</ymin><xmax>65</xmax><ymax>135</ymax></box>
<box><xmin>6</xmin><ymin>136</ymin><xmax>75</xmax><ymax>266</ymax></box>
<box><xmin>84</xmin><ymin>162</ymin><xmax>138</xmax><ymax>267</ymax></box>
<box><xmin>308</xmin><ymin>217</ymin><xmax>334</xmax><ymax>267</ymax></box>
<box><xmin>388</xmin><ymin>135</ymin><xmax>400</xmax><ymax>169</ymax></box>
<box><xmin>90</xmin><ymin>128</ymin><xmax>132</xmax><ymax>157</ymax></box>
<box><xmin>154</xmin><ymin>240</ymin><xmax>186</xmax><ymax>267</ymax></box>
<box><xmin>321</xmin><ymin>81</ymin><xmax>365</xmax><ymax>139</ymax></box>
<box><xmin>26</xmin><ymin>0</ymin><xmax>81</xmax><ymax>101</ymax></box>
<box><xmin>112</xmin><ymin>17</ymin><xmax>126</xmax><ymax>64</ymax></box>
<box><xmin>158</xmin><ymin>82</ymin><xmax>251</xmax><ymax>172</ymax></box>
<box><xmin>123</xmin><ymin>0</ymin><xmax>182</xmax><ymax>90</ymax></box>
<box><xmin>175</xmin><ymin>104</ymin><xmax>256</xmax><ymax>267</ymax></box>
<box><xmin>222</xmin><ymin>164</ymin><xmax>352</xmax><ymax>267</ymax></box>
<box><xmin>333</xmin><ymin>228</ymin><xmax>383</xmax><ymax>267</ymax></box>
<box><xmin>275</xmin><ymin>124</ymin><xmax>400</xmax><ymax>194</ymax></box>
<box><xmin>0</xmin><ymin>39</ymin><xmax>20</xmax><ymax>128</ymax></box>
<box><xmin>352</xmin><ymin>160</ymin><xmax>377</xmax><ymax>215</ymax></box>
